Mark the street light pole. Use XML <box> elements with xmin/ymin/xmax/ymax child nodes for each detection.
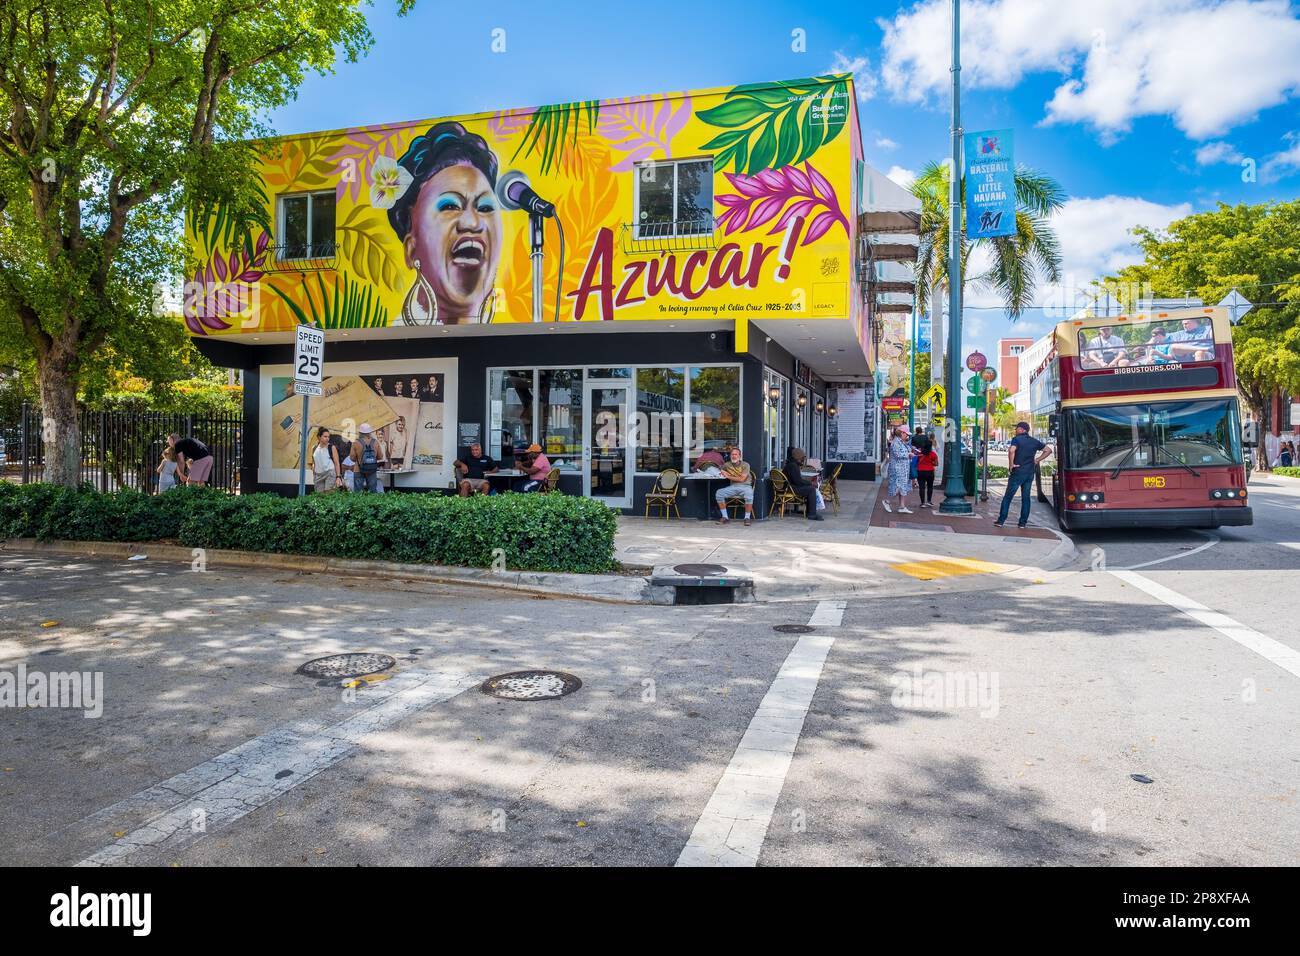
<box><xmin>940</xmin><ymin>0</ymin><xmax>972</xmax><ymax>515</ymax></box>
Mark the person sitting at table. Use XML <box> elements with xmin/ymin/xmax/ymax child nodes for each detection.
<box><xmin>715</xmin><ymin>447</ymin><xmax>754</xmax><ymax>526</ymax></box>
<box><xmin>513</xmin><ymin>443</ymin><xmax>551</xmax><ymax>492</ymax></box>
<box><xmin>694</xmin><ymin>447</ymin><xmax>725</xmax><ymax>473</ymax></box>
<box><xmin>783</xmin><ymin>446</ymin><xmax>824</xmax><ymax>521</ymax></box>
<box><xmin>454</xmin><ymin>442</ymin><xmax>497</xmax><ymax>496</ymax></box>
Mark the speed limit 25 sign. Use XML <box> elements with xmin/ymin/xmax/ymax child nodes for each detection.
<box><xmin>293</xmin><ymin>325</ymin><xmax>325</xmax><ymax>384</ymax></box>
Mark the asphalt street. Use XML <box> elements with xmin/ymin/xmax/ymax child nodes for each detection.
<box><xmin>2</xmin><ymin>476</ymin><xmax>1297</xmax><ymax>866</ymax></box>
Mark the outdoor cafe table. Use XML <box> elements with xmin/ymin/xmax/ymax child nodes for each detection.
<box><xmin>484</xmin><ymin>468</ymin><xmax>525</xmax><ymax>492</ymax></box>
<box><xmin>681</xmin><ymin>472</ymin><xmax>732</xmax><ymax>520</ymax></box>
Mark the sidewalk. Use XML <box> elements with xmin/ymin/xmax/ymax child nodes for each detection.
<box><xmin>617</xmin><ymin>478</ymin><xmax>1076</xmax><ymax>602</ymax></box>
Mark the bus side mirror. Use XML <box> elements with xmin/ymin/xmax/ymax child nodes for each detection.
<box><xmin>1048</xmin><ymin>414</ymin><xmax>1060</xmax><ymax>438</ymax></box>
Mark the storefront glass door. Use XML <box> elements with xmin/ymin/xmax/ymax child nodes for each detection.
<box><xmin>583</xmin><ymin>381</ymin><xmax>633</xmax><ymax>508</ymax></box>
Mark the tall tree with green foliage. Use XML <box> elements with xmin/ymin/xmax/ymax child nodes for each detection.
<box><xmin>910</xmin><ymin>160</ymin><xmax>1066</xmax><ymax>319</ymax></box>
<box><xmin>0</xmin><ymin>0</ymin><xmax>379</xmax><ymax>485</ymax></box>
<box><xmin>1105</xmin><ymin>201</ymin><xmax>1300</xmax><ymax>419</ymax></box>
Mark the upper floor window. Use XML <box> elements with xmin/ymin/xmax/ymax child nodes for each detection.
<box><xmin>634</xmin><ymin>159</ymin><xmax>713</xmax><ymax>239</ymax></box>
<box><xmin>1008</xmin><ymin>345</ymin><xmax>1024</xmax><ymax>355</ymax></box>
<box><xmin>278</xmin><ymin>191</ymin><xmax>336</xmax><ymax>260</ymax></box>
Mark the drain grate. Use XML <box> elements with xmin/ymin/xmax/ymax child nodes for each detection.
<box><xmin>773</xmin><ymin>624</ymin><xmax>814</xmax><ymax>634</ymax></box>
<box><xmin>673</xmin><ymin>563</ymin><xmax>728</xmax><ymax>577</ymax></box>
<box><xmin>481</xmin><ymin>670</ymin><xmax>582</xmax><ymax>701</ymax></box>
<box><xmin>297</xmin><ymin>653</ymin><xmax>396</xmax><ymax>680</ymax></box>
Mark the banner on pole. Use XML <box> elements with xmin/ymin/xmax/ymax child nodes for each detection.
<box><xmin>964</xmin><ymin>129</ymin><xmax>1016</xmax><ymax>239</ymax></box>
<box><xmin>917</xmin><ymin>314</ymin><xmax>932</xmax><ymax>354</ymax></box>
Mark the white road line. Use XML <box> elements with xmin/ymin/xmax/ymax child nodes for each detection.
<box><xmin>74</xmin><ymin>669</ymin><xmax>477</xmax><ymax>866</ymax></box>
<box><xmin>1116</xmin><ymin>532</ymin><xmax>1219</xmax><ymax>571</ymax></box>
<box><xmin>808</xmin><ymin>599</ymin><xmax>847</xmax><ymax>627</ymax></box>
<box><xmin>677</xmin><ymin>600</ymin><xmax>840</xmax><ymax>867</ymax></box>
<box><xmin>1279</xmin><ymin>542</ymin><xmax>1300</xmax><ymax>551</ymax></box>
<box><xmin>1110</xmin><ymin>570</ymin><xmax>1300</xmax><ymax>680</ymax></box>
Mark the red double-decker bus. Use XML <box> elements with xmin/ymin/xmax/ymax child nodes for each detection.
<box><xmin>1029</xmin><ymin>306</ymin><xmax>1252</xmax><ymax>530</ymax></box>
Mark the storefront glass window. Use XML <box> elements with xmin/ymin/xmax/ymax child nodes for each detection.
<box><xmin>689</xmin><ymin>366</ymin><xmax>741</xmax><ymax>467</ymax></box>
<box><xmin>636</xmin><ymin>367</ymin><xmax>685</xmax><ymax>472</ymax></box>
<box><xmin>588</xmin><ymin>367</ymin><xmax>631</xmax><ymax>379</ymax></box>
<box><xmin>539</xmin><ymin>369</ymin><xmax>583</xmax><ymax>471</ymax></box>
<box><xmin>489</xmin><ymin>369</ymin><xmax>534</xmax><ymax>462</ymax></box>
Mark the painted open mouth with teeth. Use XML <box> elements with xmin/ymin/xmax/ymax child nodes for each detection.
<box><xmin>450</xmin><ymin>237</ymin><xmax>486</xmax><ymax>267</ymax></box>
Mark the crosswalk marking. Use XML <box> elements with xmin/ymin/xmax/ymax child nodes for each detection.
<box><xmin>677</xmin><ymin>600</ymin><xmax>840</xmax><ymax>867</ymax></box>
<box><xmin>1110</xmin><ymin>571</ymin><xmax>1300</xmax><ymax>681</ymax></box>
<box><xmin>74</xmin><ymin>669</ymin><xmax>477</xmax><ymax>866</ymax></box>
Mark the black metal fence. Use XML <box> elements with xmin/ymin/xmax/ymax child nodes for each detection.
<box><xmin>2</xmin><ymin>404</ymin><xmax>243</xmax><ymax>494</ymax></box>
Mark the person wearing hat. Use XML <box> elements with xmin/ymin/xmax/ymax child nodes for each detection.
<box><xmin>512</xmin><ymin>442</ymin><xmax>551</xmax><ymax>492</ymax></box>
<box><xmin>352</xmin><ymin>423</ymin><xmax>388</xmax><ymax>494</ymax></box>
<box><xmin>995</xmin><ymin>420</ymin><xmax>1051</xmax><ymax>529</ymax></box>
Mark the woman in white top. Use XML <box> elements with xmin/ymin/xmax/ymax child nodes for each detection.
<box><xmin>312</xmin><ymin>428</ymin><xmax>342</xmax><ymax>493</ymax></box>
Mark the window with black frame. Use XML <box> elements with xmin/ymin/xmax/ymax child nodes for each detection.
<box><xmin>636</xmin><ymin>367</ymin><xmax>685</xmax><ymax>472</ymax></box>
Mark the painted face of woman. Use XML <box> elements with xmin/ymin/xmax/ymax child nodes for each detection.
<box><xmin>404</xmin><ymin>163</ymin><xmax>501</xmax><ymax>322</ymax></box>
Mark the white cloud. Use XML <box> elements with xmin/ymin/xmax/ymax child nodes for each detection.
<box><xmin>827</xmin><ymin>51</ymin><xmax>877</xmax><ymax>101</ymax></box>
<box><xmin>886</xmin><ymin>165</ymin><xmax>917</xmax><ymax>188</ymax></box>
<box><xmin>875</xmin><ymin>136</ymin><xmax>899</xmax><ymax>150</ymax></box>
<box><xmin>1261</xmin><ymin>131</ymin><xmax>1300</xmax><ymax>180</ymax></box>
<box><xmin>964</xmin><ymin>195</ymin><xmax>1191</xmax><ymax>312</ymax></box>
<box><xmin>1195</xmin><ymin>141</ymin><xmax>1246</xmax><ymax>165</ymax></box>
<box><xmin>879</xmin><ymin>0</ymin><xmax>1300</xmax><ymax>139</ymax></box>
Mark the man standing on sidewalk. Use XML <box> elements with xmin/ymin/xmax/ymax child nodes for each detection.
<box><xmin>995</xmin><ymin>421</ymin><xmax>1051</xmax><ymax>529</ymax></box>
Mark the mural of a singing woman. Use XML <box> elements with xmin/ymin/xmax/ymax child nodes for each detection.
<box><xmin>388</xmin><ymin>122</ymin><xmax>502</xmax><ymax>324</ymax></box>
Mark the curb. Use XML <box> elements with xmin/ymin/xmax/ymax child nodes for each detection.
<box><xmin>0</xmin><ymin>538</ymin><xmax>652</xmax><ymax>605</ymax></box>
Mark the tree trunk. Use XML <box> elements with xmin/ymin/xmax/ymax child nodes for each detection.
<box><xmin>37</xmin><ymin>355</ymin><xmax>82</xmax><ymax>488</ymax></box>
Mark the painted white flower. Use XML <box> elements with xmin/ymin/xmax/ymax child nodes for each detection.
<box><xmin>369</xmin><ymin>154</ymin><xmax>413</xmax><ymax>210</ymax></box>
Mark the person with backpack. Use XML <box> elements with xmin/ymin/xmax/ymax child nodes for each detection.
<box><xmin>351</xmin><ymin>423</ymin><xmax>387</xmax><ymax>494</ymax></box>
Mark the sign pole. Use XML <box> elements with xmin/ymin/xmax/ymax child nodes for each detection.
<box><xmin>981</xmin><ymin>391</ymin><xmax>990</xmax><ymax>501</ymax></box>
<box><xmin>909</xmin><ymin>311</ymin><xmax>918</xmax><ymax>431</ymax></box>
<box><xmin>940</xmin><ymin>0</ymin><xmax>972</xmax><ymax>516</ymax></box>
<box><xmin>297</xmin><ymin>395</ymin><xmax>311</xmax><ymax>497</ymax></box>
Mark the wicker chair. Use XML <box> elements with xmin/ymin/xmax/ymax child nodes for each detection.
<box><xmin>768</xmin><ymin>468</ymin><xmax>806</xmax><ymax>518</ymax></box>
<box><xmin>539</xmin><ymin>467</ymin><xmax>562</xmax><ymax>494</ymax></box>
<box><xmin>644</xmin><ymin>468</ymin><xmax>681</xmax><ymax>519</ymax></box>
<box><xmin>820</xmin><ymin>462</ymin><xmax>843</xmax><ymax>513</ymax></box>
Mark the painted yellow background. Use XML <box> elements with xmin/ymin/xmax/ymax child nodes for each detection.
<box><xmin>184</xmin><ymin>75</ymin><xmax>860</xmax><ymax>337</ymax></box>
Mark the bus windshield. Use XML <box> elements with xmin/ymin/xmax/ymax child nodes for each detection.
<box><xmin>1065</xmin><ymin>398</ymin><xmax>1241</xmax><ymax>470</ymax></box>
<box><xmin>1077</xmin><ymin>316</ymin><xmax>1217</xmax><ymax>369</ymax></box>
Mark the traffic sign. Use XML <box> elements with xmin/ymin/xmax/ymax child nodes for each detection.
<box><xmin>1219</xmin><ymin>289</ymin><xmax>1253</xmax><ymax>325</ymax></box>
<box><xmin>918</xmin><ymin>383</ymin><xmax>946</xmax><ymax>407</ymax></box>
<box><xmin>293</xmin><ymin>324</ymin><xmax>325</xmax><ymax>384</ymax></box>
<box><xmin>980</xmin><ymin>367</ymin><xmax>997</xmax><ymax>383</ymax></box>
<box><xmin>294</xmin><ymin>380</ymin><xmax>322</xmax><ymax>397</ymax></box>
<box><xmin>965</xmin><ymin>375</ymin><xmax>986</xmax><ymax>395</ymax></box>
<box><xmin>966</xmin><ymin>395</ymin><xmax>986</xmax><ymax>410</ymax></box>
<box><xmin>965</xmin><ymin>351</ymin><xmax>988</xmax><ymax>373</ymax></box>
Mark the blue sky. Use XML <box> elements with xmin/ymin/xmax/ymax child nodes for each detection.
<box><xmin>268</xmin><ymin>0</ymin><xmax>1300</xmax><ymax>368</ymax></box>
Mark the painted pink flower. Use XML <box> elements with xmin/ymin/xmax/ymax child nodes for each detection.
<box><xmin>713</xmin><ymin>160</ymin><xmax>849</xmax><ymax>244</ymax></box>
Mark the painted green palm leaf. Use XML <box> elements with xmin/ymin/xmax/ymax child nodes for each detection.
<box><xmin>512</xmin><ymin>100</ymin><xmax>601</xmax><ymax>175</ymax></box>
<box><xmin>699</xmin><ymin>75</ymin><xmax>851</xmax><ymax>175</ymax></box>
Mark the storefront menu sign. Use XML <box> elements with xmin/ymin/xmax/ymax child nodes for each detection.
<box><xmin>458</xmin><ymin>422</ymin><xmax>481</xmax><ymax>448</ymax></box>
<box><xmin>964</xmin><ymin>129</ymin><xmax>1016</xmax><ymax>239</ymax></box>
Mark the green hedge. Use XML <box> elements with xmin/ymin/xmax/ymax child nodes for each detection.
<box><xmin>1273</xmin><ymin>466</ymin><xmax>1300</xmax><ymax>478</ymax></box>
<box><xmin>0</xmin><ymin>484</ymin><xmax>618</xmax><ymax>573</ymax></box>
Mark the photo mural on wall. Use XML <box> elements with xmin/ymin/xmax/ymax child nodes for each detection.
<box><xmin>183</xmin><ymin>75</ymin><xmax>858</xmax><ymax>335</ymax></box>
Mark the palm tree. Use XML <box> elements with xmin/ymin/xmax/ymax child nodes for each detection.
<box><xmin>910</xmin><ymin>160</ymin><xmax>1066</xmax><ymax>318</ymax></box>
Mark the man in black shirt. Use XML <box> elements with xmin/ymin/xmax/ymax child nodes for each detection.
<box><xmin>168</xmin><ymin>433</ymin><xmax>214</xmax><ymax>487</ymax></box>
<box><xmin>995</xmin><ymin>421</ymin><xmax>1051</xmax><ymax>529</ymax></box>
<box><xmin>453</xmin><ymin>442</ymin><xmax>498</xmax><ymax>496</ymax></box>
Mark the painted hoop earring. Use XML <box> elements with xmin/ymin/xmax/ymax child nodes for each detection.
<box><xmin>401</xmin><ymin>260</ymin><xmax>439</xmax><ymax>325</ymax></box>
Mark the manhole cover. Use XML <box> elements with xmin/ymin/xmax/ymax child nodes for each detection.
<box><xmin>297</xmin><ymin>653</ymin><xmax>395</xmax><ymax>680</ymax></box>
<box><xmin>773</xmin><ymin>624</ymin><xmax>814</xmax><ymax>633</ymax></box>
<box><xmin>674</xmin><ymin>563</ymin><xmax>728</xmax><ymax>576</ymax></box>
<box><xmin>481</xmin><ymin>670</ymin><xmax>582</xmax><ymax>701</ymax></box>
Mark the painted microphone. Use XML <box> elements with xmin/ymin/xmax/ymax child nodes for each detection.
<box><xmin>495</xmin><ymin>169</ymin><xmax>556</xmax><ymax>218</ymax></box>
